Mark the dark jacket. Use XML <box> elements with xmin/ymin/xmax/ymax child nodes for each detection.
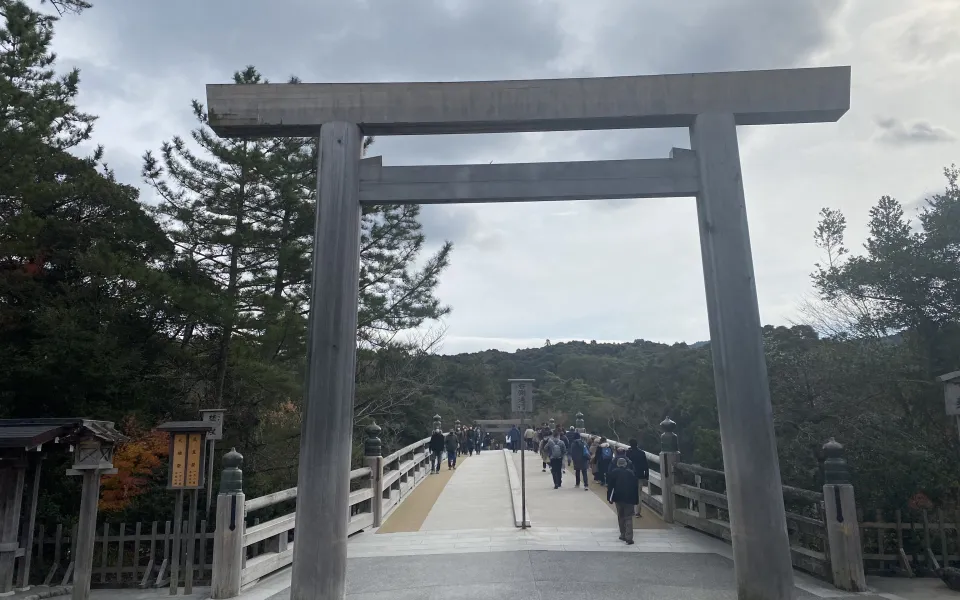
<box><xmin>429</xmin><ymin>432</ymin><xmax>445</xmax><ymax>453</ymax></box>
<box><xmin>570</xmin><ymin>436</ymin><xmax>589</xmax><ymax>469</ymax></box>
<box><xmin>508</xmin><ymin>426</ymin><xmax>521</xmax><ymax>442</ymax></box>
<box><xmin>607</xmin><ymin>465</ymin><xmax>640</xmax><ymax>505</ymax></box>
<box><xmin>444</xmin><ymin>433</ymin><xmax>459</xmax><ymax>453</ymax></box>
<box><xmin>625</xmin><ymin>447</ymin><xmax>649</xmax><ymax>480</ymax></box>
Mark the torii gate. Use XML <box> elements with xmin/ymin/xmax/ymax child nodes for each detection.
<box><xmin>206</xmin><ymin>66</ymin><xmax>850</xmax><ymax>600</ymax></box>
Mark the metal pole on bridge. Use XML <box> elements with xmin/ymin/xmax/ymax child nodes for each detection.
<box><xmin>520</xmin><ymin>424</ymin><xmax>527</xmax><ymax>529</ymax></box>
<box><xmin>509</xmin><ymin>379</ymin><xmax>534</xmax><ymax>529</ymax></box>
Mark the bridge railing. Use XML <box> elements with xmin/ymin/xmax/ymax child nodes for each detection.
<box><xmin>211</xmin><ymin>426</ymin><xmax>435</xmax><ymax>599</ymax></box>
<box><xmin>586</xmin><ymin>418</ymin><xmax>866</xmax><ymax>592</ymax></box>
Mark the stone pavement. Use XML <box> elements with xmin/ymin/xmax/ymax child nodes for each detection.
<box><xmin>419</xmin><ymin>450</ymin><xmax>513</xmax><ymax>531</ymax></box>
<box><xmin>262</xmin><ymin>551</ymin><xmax>893</xmax><ymax>600</ymax></box>
<box><xmin>509</xmin><ymin>449</ymin><xmax>617</xmax><ymax>528</ymax></box>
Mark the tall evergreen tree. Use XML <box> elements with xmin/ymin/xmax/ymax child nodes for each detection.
<box><xmin>143</xmin><ymin>66</ymin><xmax>453</xmax><ymax>478</ymax></box>
<box><xmin>0</xmin><ymin>0</ymin><xmax>187</xmax><ymax>420</ymax></box>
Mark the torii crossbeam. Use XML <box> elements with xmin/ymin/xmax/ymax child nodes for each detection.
<box><xmin>206</xmin><ymin>66</ymin><xmax>850</xmax><ymax>600</ymax></box>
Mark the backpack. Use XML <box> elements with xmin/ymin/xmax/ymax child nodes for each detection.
<box><xmin>549</xmin><ymin>440</ymin><xmax>565</xmax><ymax>459</ymax></box>
<box><xmin>600</xmin><ymin>445</ymin><xmax>613</xmax><ymax>460</ymax></box>
<box><xmin>579</xmin><ymin>441</ymin><xmax>590</xmax><ymax>459</ymax></box>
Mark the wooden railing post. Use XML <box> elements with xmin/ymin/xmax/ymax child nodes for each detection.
<box><xmin>659</xmin><ymin>417</ymin><xmax>680</xmax><ymax>524</ymax></box>
<box><xmin>365</xmin><ymin>423</ymin><xmax>384</xmax><ymax>527</ymax></box>
<box><xmin>821</xmin><ymin>438</ymin><xmax>866</xmax><ymax>592</ymax></box>
<box><xmin>211</xmin><ymin>449</ymin><xmax>244</xmax><ymax>599</ymax></box>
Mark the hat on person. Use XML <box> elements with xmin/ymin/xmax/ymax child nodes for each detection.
<box><xmin>616</xmin><ymin>458</ymin><xmax>628</xmax><ymax>467</ymax></box>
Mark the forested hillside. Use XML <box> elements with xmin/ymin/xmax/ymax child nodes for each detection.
<box><xmin>1</xmin><ymin>0</ymin><xmax>957</xmax><ymax>524</ymax></box>
<box><xmin>422</xmin><ymin>170</ymin><xmax>960</xmax><ymax>513</ymax></box>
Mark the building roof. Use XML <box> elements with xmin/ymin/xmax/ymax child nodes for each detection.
<box><xmin>0</xmin><ymin>418</ymin><xmax>128</xmax><ymax>450</ymax></box>
<box><xmin>938</xmin><ymin>371</ymin><xmax>960</xmax><ymax>383</ymax></box>
<box><xmin>156</xmin><ymin>421</ymin><xmax>215</xmax><ymax>433</ymax></box>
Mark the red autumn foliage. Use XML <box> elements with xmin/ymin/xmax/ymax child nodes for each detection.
<box><xmin>99</xmin><ymin>416</ymin><xmax>169</xmax><ymax>512</ymax></box>
<box><xmin>908</xmin><ymin>491</ymin><xmax>933</xmax><ymax>511</ymax></box>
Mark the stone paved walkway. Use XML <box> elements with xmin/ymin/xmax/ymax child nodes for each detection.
<box><xmin>509</xmin><ymin>449</ymin><xmax>613</xmax><ymax>528</ymax></box>
<box><xmin>419</xmin><ymin>450</ymin><xmax>513</xmax><ymax>531</ymax></box>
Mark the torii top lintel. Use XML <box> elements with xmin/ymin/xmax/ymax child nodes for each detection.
<box><xmin>205</xmin><ymin>66</ymin><xmax>850</xmax><ymax>138</ymax></box>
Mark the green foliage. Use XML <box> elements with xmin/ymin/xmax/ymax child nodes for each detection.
<box><xmin>0</xmin><ymin>0</ymin><xmax>189</xmax><ymax>421</ymax></box>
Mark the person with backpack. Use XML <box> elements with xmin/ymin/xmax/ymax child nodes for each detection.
<box><xmin>539</xmin><ymin>435</ymin><xmax>550</xmax><ymax>472</ymax></box>
<box><xmin>625</xmin><ymin>438</ymin><xmax>650</xmax><ymax>518</ymax></box>
<box><xmin>429</xmin><ymin>428</ymin><xmax>445</xmax><ymax>474</ymax></box>
<box><xmin>545</xmin><ymin>433</ymin><xmax>567</xmax><ymax>489</ymax></box>
<box><xmin>597</xmin><ymin>439</ymin><xmax>613</xmax><ymax>486</ymax></box>
<box><xmin>569</xmin><ymin>432</ymin><xmax>591</xmax><ymax>490</ymax></box>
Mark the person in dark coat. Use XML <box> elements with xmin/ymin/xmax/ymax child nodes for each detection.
<box><xmin>607</xmin><ymin>457</ymin><xmax>640</xmax><ymax>544</ymax></box>
<box><xmin>444</xmin><ymin>431</ymin><xmax>459</xmax><ymax>469</ymax></box>
<box><xmin>465</xmin><ymin>427</ymin><xmax>475</xmax><ymax>456</ymax></box>
<box><xmin>625</xmin><ymin>440</ymin><xmax>649</xmax><ymax>480</ymax></box>
<box><xmin>569</xmin><ymin>432</ymin><xmax>590</xmax><ymax>490</ymax></box>
<box><xmin>564</xmin><ymin>427</ymin><xmax>578</xmax><ymax>467</ymax></box>
<box><xmin>429</xmin><ymin>429</ymin><xmax>445</xmax><ymax>474</ymax></box>
<box><xmin>508</xmin><ymin>425</ymin><xmax>521</xmax><ymax>453</ymax></box>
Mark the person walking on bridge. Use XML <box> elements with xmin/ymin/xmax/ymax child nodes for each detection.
<box><xmin>545</xmin><ymin>432</ymin><xmax>567</xmax><ymax>489</ymax></box>
<box><xmin>524</xmin><ymin>425</ymin><xmax>536</xmax><ymax>451</ymax></box>
<box><xmin>607</xmin><ymin>457</ymin><xmax>639</xmax><ymax>545</ymax></box>
<box><xmin>596</xmin><ymin>438</ymin><xmax>613</xmax><ymax>486</ymax></box>
<box><xmin>625</xmin><ymin>438</ymin><xmax>649</xmax><ymax>518</ymax></box>
<box><xmin>444</xmin><ymin>430</ymin><xmax>459</xmax><ymax>470</ymax></box>
<box><xmin>564</xmin><ymin>426</ymin><xmax>578</xmax><ymax>467</ymax></box>
<box><xmin>569</xmin><ymin>432</ymin><xmax>590</xmax><ymax>490</ymax></box>
<box><xmin>429</xmin><ymin>428</ymin><xmax>445</xmax><ymax>474</ymax></box>
<box><xmin>508</xmin><ymin>424</ymin><xmax>521</xmax><ymax>453</ymax></box>
<box><xmin>465</xmin><ymin>426</ymin><xmax>476</xmax><ymax>456</ymax></box>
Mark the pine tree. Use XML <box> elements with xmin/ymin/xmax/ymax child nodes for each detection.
<box><xmin>0</xmin><ymin>0</ymin><xmax>187</xmax><ymax>420</ymax></box>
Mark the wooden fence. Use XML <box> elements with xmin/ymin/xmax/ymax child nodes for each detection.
<box><xmin>860</xmin><ymin>508</ymin><xmax>960</xmax><ymax>576</ymax></box>
<box><xmin>27</xmin><ymin>520</ymin><xmax>212</xmax><ymax>589</ymax></box>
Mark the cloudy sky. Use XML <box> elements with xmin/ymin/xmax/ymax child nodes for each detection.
<box><xmin>51</xmin><ymin>0</ymin><xmax>959</xmax><ymax>355</ymax></box>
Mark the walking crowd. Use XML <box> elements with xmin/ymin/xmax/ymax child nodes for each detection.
<box><xmin>428</xmin><ymin>418</ymin><xmax>650</xmax><ymax>546</ymax></box>
<box><xmin>428</xmin><ymin>424</ymin><xmax>489</xmax><ymax>472</ymax></box>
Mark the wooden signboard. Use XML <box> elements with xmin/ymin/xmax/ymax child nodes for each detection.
<box><xmin>167</xmin><ymin>432</ymin><xmax>206</xmax><ymax>490</ymax></box>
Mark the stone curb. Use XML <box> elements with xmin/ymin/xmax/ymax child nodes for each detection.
<box><xmin>502</xmin><ymin>449</ymin><xmax>531</xmax><ymax>527</ymax></box>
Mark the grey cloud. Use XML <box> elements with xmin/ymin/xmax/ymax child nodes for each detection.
<box><xmin>418</xmin><ymin>204</ymin><xmax>480</xmax><ymax>246</ymax></box>
<box><xmin>585</xmin><ymin>1</ymin><xmax>843</xmax><ymax>76</ymax></box>
<box><xmin>874</xmin><ymin>117</ymin><xmax>956</xmax><ymax>145</ymax></box>
<box><xmin>83</xmin><ymin>0</ymin><xmax>566</xmax><ymax>83</ymax></box>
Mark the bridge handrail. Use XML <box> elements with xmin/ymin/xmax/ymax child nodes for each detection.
<box><xmin>214</xmin><ymin>434</ymin><xmax>436</xmax><ymax>597</ymax></box>
<box><xmin>580</xmin><ymin>434</ymin><xmax>660</xmax><ymax>465</ymax></box>
<box><xmin>382</xmin><ymin>435</ymin><xmax>431</xmax><ymax>464</ymax></box>
<box><xmin>674</xmin><ymin>461</ymin><xmax>825</xmax><ymax>502</ymax></box>
<box><xmin>244</xmin><ymin>468</ymin><xmax>372</xmax><ymax>513</ymax></box>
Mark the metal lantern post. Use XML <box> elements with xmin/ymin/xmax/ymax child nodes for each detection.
<box><xmin>509</xmin><ymin>378</ymin><xmax>535</xmax><ymax>529</ymax></box>
<box><xmin>157</xmin><ymin>422</ymin><xmax>215</xmax><ymax>596</ymax></box>
<box><xmin>67</xmin><ymin>432</ymin><xmax>122</xmax><ymax>600</ymax></box>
